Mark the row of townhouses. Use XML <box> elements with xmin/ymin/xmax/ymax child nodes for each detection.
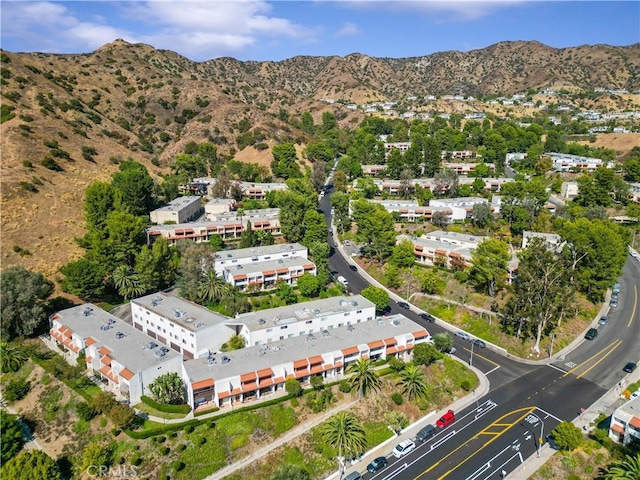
<box><xmin>609</xmin><ymin>396</ymin><xmax>640</xmax><ymax>446</ymax></box>
<box><xmin>49</xmin><ymin>294</ymin><xmax>431</xmax><ymax>411</ymax></box>
<box><xmin>184</xmin><ymin>178</ymin><xmax>288</xmax><ymax>199</ymax></box>
<box><xmin>361</xmin><ymin>163</ymin><xmax>496</xmax><ymax>177</ymax></box>
<box><xmin>357</xmin><ymin>177</ymin><xmax>514</xmax><ymax>194</ymax></box>
<box><xmin>360</xmin><ymin>197</ymin><xmax>501</xmax><ymax>223</ymax></box>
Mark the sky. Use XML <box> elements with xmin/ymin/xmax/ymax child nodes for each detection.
<box><xmin>1</xmin><ymin>1</ymin><xmax>639</xmax><ymax>62</ymax></box>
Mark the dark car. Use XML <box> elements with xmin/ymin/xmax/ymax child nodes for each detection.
<box><xmin>472</xmin><ymin>339</ymin><xmax>486</xmax><ymax>348</ymax></box>
<box><xmin>416</xmin><ymin>424</ymin><xmax>437</xmax><ymax>442</ymax></box>
<box><xmin>366</xmin><ymin>456</ymin><xmax>388</xmax><ymax>473</ymax></box>
<box><xmin>398</xmin><ymin>301</ymin><xmax>410</xmax><ymax>310</ymax></box>
<box><xmin>436</xmin><ymin>410</ymin><xmax>455</xmax><ymax>428</ymax></box>
<box><xmin>546</xmin><ymin>434</ymin><xmax>560</xmax><ymax>450</ymax></box>
<box><xmin>344</xmin><ymin>472</ymin><xmax>362</xmax><ymax>480</ymax></box>
<box><xmin>349</xmin><ymin>265</ymin><xmax>358</xmax><ymax>272</ymax></box>
<box><xmin>585</xmin><ymin>328</ymin><xmax>598</xmax><ymax>340</ymax></box>
<box><xmin>623</xmin><ymin>362</ymin><xmax>638</xmax><ymax>373</ymax></box>
<box><xmin>419</xmin><ymin>312</ymin><xmax>436</xmax><ymax>323</ymax></box>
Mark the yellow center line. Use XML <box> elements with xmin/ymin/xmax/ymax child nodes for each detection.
<box><xmin>576</xmin><ymin>339</ymin><xmax>623</xmax><ymax>379</ymax></box>
<box><xmin>627</xmin><ymin>284</ymin><xmax>637</xmax><ymax>328</ymax></box>
<box><xmin>414</xmin><ymin>407</ymin><xmax>535</xmax><ymax>480</ymax></box>
<box><xmin>462</xmin><ymin>348</ymin><xmax>501</xmax><ymax>368</ymax></box>
<box><xmin>563</xmin><ymin>339</ymin><xmax>620</xmax><ymax>377</ymax></box>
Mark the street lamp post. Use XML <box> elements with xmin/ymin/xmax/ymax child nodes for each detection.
<box><xmin>529</xmin><ymin>412</ymin><xmax>544</xmax><ymax>457</ymax></box>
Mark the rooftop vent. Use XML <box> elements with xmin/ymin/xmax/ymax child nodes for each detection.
<box><xmin>185</xmin><ymin>317</ymin><xmax>194</xmax><ymax>323</ymax></box>
<box><xmin>221</xmin><ymin>355</ymin><xmax>231</xmax><ymax>364</ymax></box>
<box><xmin>146</xmin><ymin>341</ymin><xmax>158</xmax><ymax>350</ymax></box>
<box><xmin>174</xmin><ymin>309</ymin><xmax>184</xmax><ymax>319</ymax></box>
<box><xmin>154</xmin><ymin>349</ymin><xmax>166</xmax><ymax>358</ymax></box>
<box><xmin>277</xmin><ymin>259</ymin><xmax>284</xmax><ymax>264</ymax></box>
<box><xmin>313</xmin><ymin>308</ymin><xmax>321</xmax><ymax>314</ymax></box>
<box><xmin>392</xmin><ymin>319</ymin><xmax>401</xmax><ymax>326</ymax></box>
<box><xmin>351</xmin><ymin>301</ymin><xmax>358</xmax><ymax>306</ymax></box>
<box><xmin>82</xmin><ymin>307</ymin><xmax>93</xmax><ymax>317</ymax></box>
<box><xmin>347</xmin><ymin>324</ymin><xmax>354</xmax><ymax>332</ymax></box>
<box><xmin>115</xmin><ymin>331</ymin><xmax>126</xmax><ymax>339</ymax></box>
<box><xmin>100</xmin><ymin>324</ymin><xmax>111</xmax><ymax>331</ymax></box>
<box><xmin>194</xmin><ymin>322</ymin><xmax>205</xmax><ymax>328</ymax></box>
<box><xmin>258</xmin><ymin>319</ymin><xmax>266</xmax><ymax>325</ymax></box>
<box><xmin>321</xmin><ymin>329</ymin><xmax>330</xmax><ymax>337</ymax></box>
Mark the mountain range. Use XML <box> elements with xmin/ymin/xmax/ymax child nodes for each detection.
<box><xmin>1</xmin><ymin>39</ymin><xmax>639</xmax><ymax>281</ymax></box>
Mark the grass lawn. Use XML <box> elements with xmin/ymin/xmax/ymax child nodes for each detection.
<box><xmin>134</xmin><ymin>402</ymin><xmax>190</xmax><ymax>419</ymax></box>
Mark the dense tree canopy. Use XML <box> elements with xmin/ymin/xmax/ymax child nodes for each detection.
<box><xmin>0</xmin><ymin>450</ymin><xmax>61</xmax><ymax>480</ymax></box>
<box><xmin>1</xmin><ymin>266</ymin><xmax>54</xmax><ymax>341</ymax></box>
<box><xmin>469</xmin><ymin>238</ymin><xmax>511</xmax><ymax>297</ymax></box>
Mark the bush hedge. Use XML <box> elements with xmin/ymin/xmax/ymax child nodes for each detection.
<box><xmin>140</xmin><ymin>395</ymin><xmax>191</xmax><ymax>414</ymax></box>
<box><xmin>124</xmin><ymin>419</ymin><xmax>202</xmax><ymax>439</ymax></box>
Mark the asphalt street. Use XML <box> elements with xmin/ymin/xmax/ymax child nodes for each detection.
<box><xmin>320</xmin><ymin>184</ymin><xmax>640</xmax><ymax>480</ymax></box>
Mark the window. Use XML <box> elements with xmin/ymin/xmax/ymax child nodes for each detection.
<box><xmin>191</xmin><ymin>343</ymin><xmax>194</xmax><ymax>348</ymax></box>
<box><xmin>264</xmin><ymin>256</ymin><xmax>271</xmax><ymax>260</ymax></box>
<box><xmin>162</xmin><ymin>328</ymin><xmax>166</xmax><ymax>333</ymax></box>
<box><xmin>266</xmin><ymin>328</ymin><xmax>273</xmax><ymax>333</ymax></box>
<box><xmin>344</xmin><ymin>313</ymin><xmax>349</xmax><ymax>316</ymax></box>
<box><xmin>182</xmin><ymin>339</ymin><xmax>186</xmax><ymax>344</ymax></box>
<box><xmin>190</xmin><ymin>333</ymin><xmax>194</xmax><ymax>338</ymax></box>
<box><xmin>145</xmin><ymin>320</ymin><xmax>149</xmax><ymax>325</ymax></box>
<box><xmin>159</xmin><ymin>318</ymin><xmax>163</xmax><ymax>323</ymax></box>
<box><xmin>150</xmin><ymin>322</ymin><xmax>155</xmax><ymax>327</ymax></box>
<box><xmin>338</xmin><ymin>323</ymin><xmax>343</xmax><ymax>328</ymax></box>
<box><xmin>306</xmin><ymin>320</ymin><xmax>313</xmax><ymax>324</ymax></box>
<box><xmin>146</xmin><ymin>311</ymin><xmax>150</xmax><ymax>315</ymax></box>
<box><xmin>357</xmin><ymin>310</ymin><xmax>362</xmax><ymax>314</ymax></box>
<box><xmin>181</xmin><ymin>328</ymin><xmax>185</xmax><ymax>333</ymax></box>
<box><xmin>280</xmin><ymin>325</ymin><xmax>288</xmax><ymax>330</ymax></box>
<box><xmin>170</xmin><ymin>323</ymin><xmax>174</xmax><ymax>328</ymax></box>
<box><xmin>288</xmin><ymin>334</ymin><xmax>294</xmax><ymax>338</ymax></box>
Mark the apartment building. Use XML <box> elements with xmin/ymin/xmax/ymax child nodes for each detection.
<box><xmin>368</xmin><ymin>177</ymin><xmax>513</xmax><ymax>195</ymax></box>
<box><xmin>214</xmin><ymin>243</ymin><xmax>307</xmax><ymax>276</ymax></box>
<box><xmin>227</xmin><ymin>295</ymin><xmax>376</xmax><ymax>347</ymax></box>
<box><xmin>184</xmin><ymin>314</ymin><xmax>429</xmax><ymax>409</ymax></box>
<box><xmin>384</xmin><ymin>142</ymin><xmax>412</xmax><ymax>153</ymax></box>
<box><xmin>204</xmin><ymin>198</ymin><xmax>236</xmax><ymax>217</ymax></box>
<box><xmin>609</xmin><ymin>396</ymin><xmax>640</xmax><ymax>446</ymax></box>
<box><xmin>361</xmin><ymin>165</ymin><xmax>387</xmax><ymax>177</ymax></box>
<box><xmin>441</xmin><ymin>151</ymin><xmax>477</xmax><ymax>160</ymax></box>
<box><xmin>220</xmin><ymin>256</ymin><xmax>316</xmax><ymax>291</ymax></box>
<box><xmin>561</xmin><ymin>182</ymin><xmax>579</xmax><ymax>200</ymax></box>
<box><xmin>49</xmin><ymin>304</ymin><xmax>183</xmax><ymax>405</ymax></box>
<box><xmin>397</xmin><ymin>231</ymin><xmax>485</xmax><ymax>268</ymax></box>
<box><xmin>131</xmin><ymin>293</ymin><xmax>233</xmax><ymax>359</ymax></box>
<box><xmin>521</xmin><ymin>231</ymin><xmax>563</xmax><ymax>251</ymax></box>
<box><xmin>441</xmin><ymin>162</ymin><xmax>494</xmax><ymax>176</ymax></box>
<box><xmin>366</xmin><ymin>199</ymin><xmax>453</xmax><ymax>222</ymax></box>
<box><xmin>629</xmin><ymin>183</ymin><xmax>640</xmax><ymax>203</ymax></box>
<box><xmin>240</xmin><ymin>182</ymin><xmax>288</xmax><ymax>200</ymax></box>
<box><xmin>150</xmin><ymin>196</ymin><xmax>203</xmax><ymax>225</ymax></box>
<box><xmin>429</xmin><ymin>197</ymin><xmax>495</xmax><ymax>221</ymax></box>
<box><xmin>547</xmin><ymin>152</ymin><xmax>609</xmax><ymax>172</ymax></box>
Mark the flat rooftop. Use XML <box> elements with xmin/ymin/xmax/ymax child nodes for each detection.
<box><xmin>152</xmin><ymin>196</ymin><xmax>201</xmax><ymax>213</ymax></box>
<box><xmin>54</xmin><ymin>304</ymin><xmax>181</xmax><ymax>371</ymax></box>
<box><xmin>132</xmin><ymin>293</ymin><xmax>230</xmax><ymax>332</ymax></box>
<box><xmin>185</xmin><ymin>313</ymin><xmax>425</xmax><ymax>383</ymax></box>
<box><xmin>619</xmin><ymin>396</ymin><xmax>640</xmax><ymax>418</ymax></box>
<box><xmin>215</xmin><ymin>243</ymin><xmax>306</xmax><ymax>263</ymax></box>
<box><xmin>424</xmin><ymin>230</ymin><xmax>485</xmax><ymax>244</ymax></box>
<box><xmin>230</xmin><ymin>295</ymin><xmax>375</xmax><ymax>332</ymax></box>
<box><xmin>222</xmin><ymin>256</ymin><xmax>314</xmax><ymax>276</ymax></box>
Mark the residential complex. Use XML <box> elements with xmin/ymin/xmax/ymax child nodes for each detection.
<box><xmin>220</xmin><ymin>256</ymin><xmax>316</xmax><ymax>291</ymax></box>
<box><xmin>149</xmin><ymin>196</ymin><xmax>203</xmax><ymax>225</ymax></box>
<box><xmin>609</xmin><ymin>396</ymin><xmax>640</xmax><ymax>446</ymax></box>
<box><xmin>365</xmin><ymin>197</ymin><xmax>499</xmax><ymax>223</ymax></box>
<box><xmin>364</xmin><ymin>177</ymin><xmax>513</xmax><ymax>194</ymax></box>
<box><xmin>396</xmin><ymin>230</ymin><xmax>485</xmax><ymax>268</ymax></box>
<box><xmin>213</xmin><ymin>243</ymin><xmax>307</xmax><ymax>276</ymax></box>
<box><xmin>49</xmin><ymin>294</ymin><xmax>428</xmax><ymax>411</ymax></box>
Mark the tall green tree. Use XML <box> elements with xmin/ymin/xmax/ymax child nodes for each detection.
<box><xmin>469</xmin><ymin>239</ymin><xmax>511</xmax><ymax>297</ymax></box>
<box><xmin>274</xmin><ymin>190</ymin><xmax>315</xmax><ymax>243</ymax></box>
<box><xmin>197</xmin><ymin>270</ymin><xmax>229</xmax><ymax>304</ymax></box>
<box><xmin>135</xmin><ymin>237</ymin><xmax>180</xmax><ymax>292</ymax></box>
<box><xmin>390</xmin><ymin>239</ymin><xmax>416</xmax><ymax>268</ymax></box>
<box><xmin>550</xmin><ymin>421</ymin><xmax>583</xmax><ymax>451</ymax></box>
<box><xmin>297</xmin><ymin>273</ymin><xmax>320</xmax><ymax>297</ymax></box>
<box><xmin>111</xmin><ymin>160</ymin><xmax>155</xmax><ymax>216</ymax></box>
<box><xmin>360</xmin><ymin>286</ymin><xmax>389</xmax><ymax>312</ymax></box>
<box><xmin>347</xmin><ymin>358</ymin><xmax>381</xmax><ymax>398</ymax></box>
<box><xmin>60</xmin><ymin>259</ymin><xmax>105</xmax><ymax>300</ymax></box>
<box><xmin>412</xmin><ymin>343</ymin><xmax>442</xmax><ymax>366</ymax></box>
<box><xmin>320</xmin><ymin>411</ymin><xmax>368</xmax><ymax>465</ymax></box>
<box><xmin>83</xmin><ymin>182</ymin><xmax>115</xmax><ymax>236</ymax></box>
<box><xmin>0</xmin><ymin>450</ymin><xmax>61</xmax><ymax>480</ymax></box>
<box><xmin>239</xmin><ymin>220</ymin><xmax>259</xmax><ymax>248</ymax></box>
<box><xmin>112</xmin><ymin>264</ymin><xmax>147</xmax><ymax>300</ymax></box>
<box><xmin>330</xmin><ymin>192</ymin><xmax>351</xmax><ymax>234</ymax></box>
<box><xmin>302</xmin><ymin>210</ymin><xmax>327</xmax><ymax>246</ymax></box>
<box><xmin>177</xmin><ymin>243</ymin><xmax>217</xmax><ymax>301</ymax></box>
<box><xmin>397</xmin><ymin>364</ymin><xmax>428</xmax><ymax>401</ymax></box>
<box><xmin>149</xmin><ymin>372</ymin><xmax>185</xmax><ymax>405</ymax></box>
<box><xmin>502</xmin><ymin>238</ymin><xmax>574</xmax><ymax>353</ymax></box>
<box><xmin>271</xmin><ymin>142</ymin><xmax>302</xmax><ymax>179</ymax></box>
<box><xmin>0</xmin><ymin>266</ymin><xmax>54</xmax><ymax>341</ymax></box>
<box><xmin>351</xmin><ymin>199</ymin><xmax>396</xmax><ymax>261</ymax></box>
<box><xmin>1</xmin><ymin>410</ymin><xmax>24</xmax><ymax>463</ymax></box>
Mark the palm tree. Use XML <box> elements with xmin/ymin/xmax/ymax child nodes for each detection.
<box><xmin>149</xmin><ymin>372</ymin><xmax>185</xmax><ymax>405</ymax></box>
<box><xmin>397</xmin><ymin>363</ymin><xmax>428</xmax><ymax>401</ymax></box>
<box><xmin>605</xmin><ymin>453</ymin><xmax>640</xmax><ymax>480</ymax></box>
<box><xmin>320</xmin><ymin>411</ymin><xmax>368</xmax><ymax>476</ymax></box>
<box><xmin>0</xmin><ymin>342</ymin><xmax>28</xmax><ymax>373</ymax></box>
<box><xmin>112</xmin><ymin>264</ymin><xmax>146</xmax><ymax>300</ymax></box>
<box><xmin>197</xmin><ymin>270</ymin><xmax>228</xmax><ymax>303</ymax></box>
<box><xmin>347</xmin><ymin>358</ymin><xmax>381</xmax><ymax>398</ymax></box>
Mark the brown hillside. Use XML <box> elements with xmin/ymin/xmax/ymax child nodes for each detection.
<box><xmin>1</xmin><ymin>40</ymin><xmax>639</xmax><ymax>281</ymax></box>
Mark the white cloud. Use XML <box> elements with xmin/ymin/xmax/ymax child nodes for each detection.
<box><xmin>335</xmin><ymin>22</ymin><xmax>362</xmax><ymax>37</ymax></box>
<box><xmin>1</xmin><ymin>2</ymin><xmax>132</xmax><ymax>53</ymax></box>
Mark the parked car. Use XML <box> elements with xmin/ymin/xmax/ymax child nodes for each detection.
<box><xmin>366</xmin><ymin>456</ymin><xmax>388</xmax><ymax>473</ymax></box>
<box><xmin>472</xmin><ymin>339</ymin><xmax>486</xmax><ymax>348</ymax></box>
<box><xmin>598</xmin><ymin>315</ymin><xmax>608</xmax><ymax>326</ymax></box>
<box><xmin>613</xmin><ymin>283</ymin><xmax>621</xmax><ymax>294</ymax></box>
<box><xmin>455</xmin><ymin>331</ymin><xmax>470</xmax><ymax>341</ymax></box>
<box><xmin>344</xmin><ymin>472</ymin><xmax>362</xmax><ymax>480</ymax></box>
<box><xmin>623</xmin><ymin>362</ymin><xmax>637</xmax><ymax>373</ymax></box>
<box><xmin>610</xmin><ymin>297</ymin><xmax>618</xmax><ymax>308</ymax></box>
<box><xmin>419</xmin><ymin>312</ymin><xmax>436</xmax><ymax>323</ymax></box>
<box><xmin>344</xmin><ymin>240</ymin><xmax>352</xmax><ymax>247</ymax></box>
<box><xmin>392</xmin><ymin>439</ymin><xmax>416</xmax><ymax>458</ymax></box>
<box><xmin>398</xmin><ymin>301</ymin><xmax>410</xmax><ymax>310</ymax></box>
<box><xmin>349</xmin><ymin>265</ymin><xmax>358</xmax><ymax>272</ymax></box>
<box><xmin>546</xmin><ymin>433</ymin><xmax>560</xmax><ymax>450</ymax></box>
<box><xmin>436</xmin><ymin>410</ymin><xmax>455</xmax><ymax>428</ymax></box>
<box><xmin>416</xmin><ymin>424</ymin><xmax>437</xmax><ymax>442</ymax></box>
<box><xmin>585</xmin><ymin>328</ymin><xmax>598</xmax><ymax>340</ymax></box>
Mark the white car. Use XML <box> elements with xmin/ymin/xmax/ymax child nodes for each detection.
<box><xmin>392</xmin><ymin>439</ymin><xmax>416</xmax><ymax>458</ymax></box>
<box><xmin>455</xmin><ymin>331</ymin><xmax>470</xmax><ymax>341</ymax></box>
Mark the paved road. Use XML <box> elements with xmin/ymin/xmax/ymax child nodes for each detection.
<box><xmin>321</xmin><ymin>186</ymin><xmax>640</xmax><ymax>480</ymax></box>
